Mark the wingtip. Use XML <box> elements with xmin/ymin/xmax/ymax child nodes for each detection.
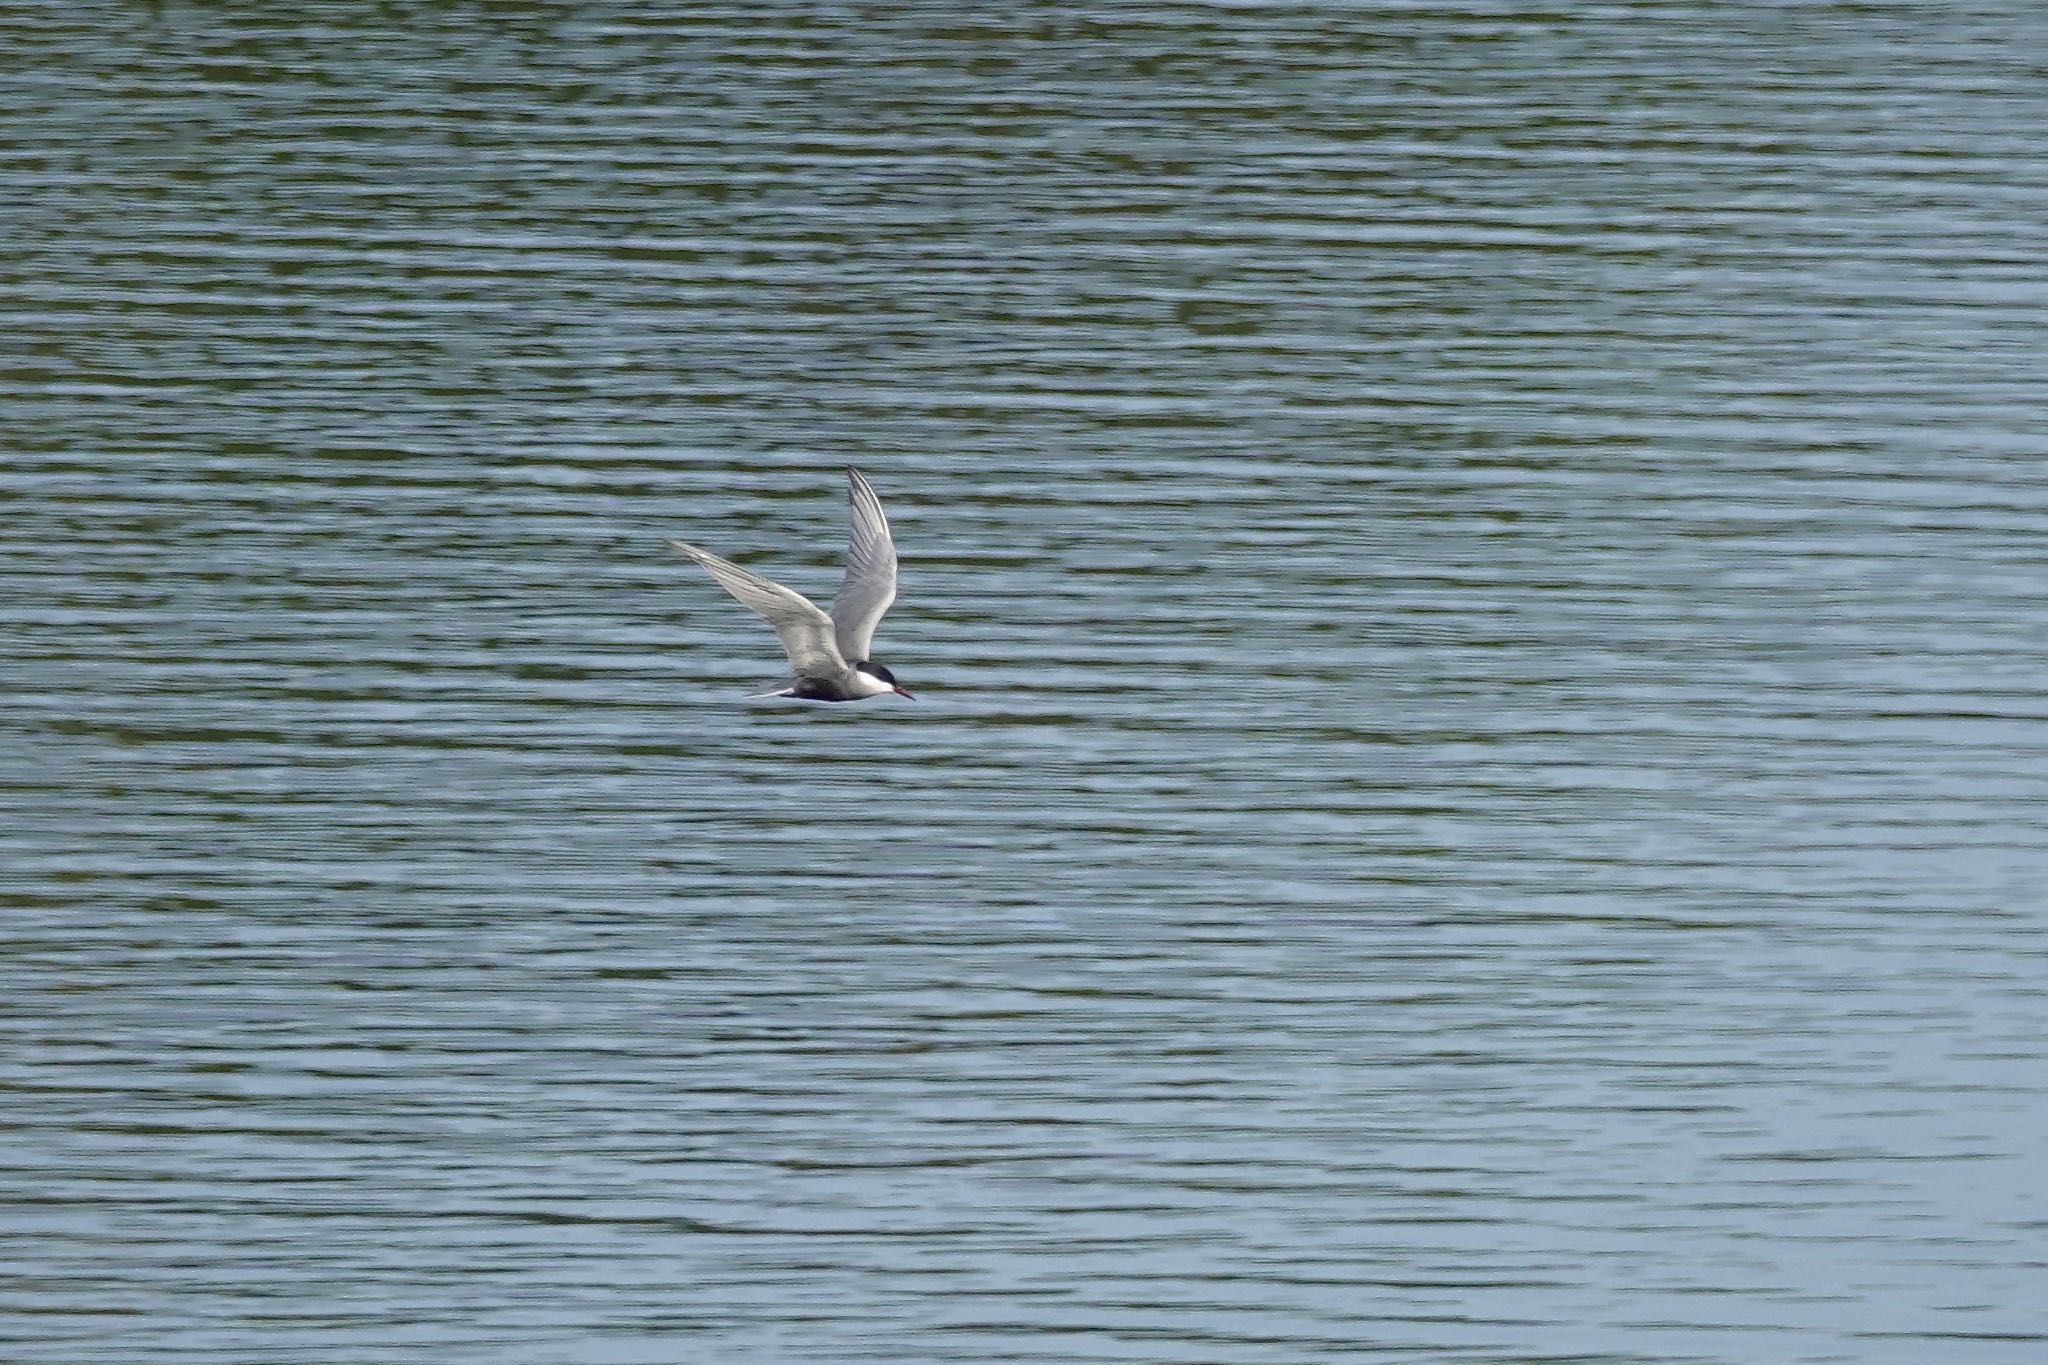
<box><xmin>847</xmin><ymin>468</ymin><xmax>887</xmax><ymax>515</ymax></box>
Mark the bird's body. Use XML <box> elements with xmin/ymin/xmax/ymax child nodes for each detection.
<box><xmin>667</xmin><ymin>468</ymin><xmax>914</xmax><ymax>702</ymax></box>
<box><xmin>782</xmin><ymin>665</ymin><xmax>902</xmax><ymax>703</ymax></box>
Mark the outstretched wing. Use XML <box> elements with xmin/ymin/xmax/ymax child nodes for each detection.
<box><xmin>829</xmin><ymin>467</ymin><xmax>898</xmax><ymax>663</ymax></box>
<box><xmin>667</xmin><ymin>539</ymin><xmax>845</xmax><ymax>677</ymax></box>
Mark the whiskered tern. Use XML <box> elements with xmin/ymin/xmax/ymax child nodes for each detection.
<box><xmin>667</xmin><ymin>468</ymin><xmax>914</xmax><ymax>702</ymax></box>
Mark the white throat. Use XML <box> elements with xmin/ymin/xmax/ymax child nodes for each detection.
<box><xmin>849</xmin><ymin>668</ymin><xmax>896</xmax><ymax>697</ymax></box>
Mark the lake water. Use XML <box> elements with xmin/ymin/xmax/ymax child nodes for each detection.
<box><xmin>5</xmin><ymin>4</ymin><xmax>2047</xmax><ymax>1362</ymax></box>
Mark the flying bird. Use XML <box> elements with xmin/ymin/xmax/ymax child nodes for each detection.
<box><xmin>667</xmin><ymin>468</ymin><xmax>914</xmax><ymax>702</ymax></box>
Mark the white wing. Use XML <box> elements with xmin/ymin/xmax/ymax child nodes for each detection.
<box><xmin>829</xmin><ymin>467</ymin><xmax>898</xmax><ymax>663</ymax></box>
<box><xmin>667</xmin><ymin>539</ymin><xmax>846</xmax><ymax>677</ymax></box>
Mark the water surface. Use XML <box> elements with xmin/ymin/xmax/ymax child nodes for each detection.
<box><xmin>5</xmin><ymin>4</ymin><xmax>2047</xmax><ymax>1361</ymax></box>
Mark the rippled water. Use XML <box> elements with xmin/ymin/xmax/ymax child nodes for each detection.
<box><xmin>6</xmin><ymin>4</ymin><xmax>2047</xmax><ymax>1361</ymax></box>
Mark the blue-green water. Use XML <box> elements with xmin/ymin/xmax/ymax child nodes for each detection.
<box><xmin>5</xmin><ymin>5</ymin><xmax>2046</xmax><ymax>1361</ymax></box>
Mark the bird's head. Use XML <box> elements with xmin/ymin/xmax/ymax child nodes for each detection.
<box><xmin>855</xmin><ymin>660</ymin><xmax>914</xmax><ymax>699</ymax></box>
